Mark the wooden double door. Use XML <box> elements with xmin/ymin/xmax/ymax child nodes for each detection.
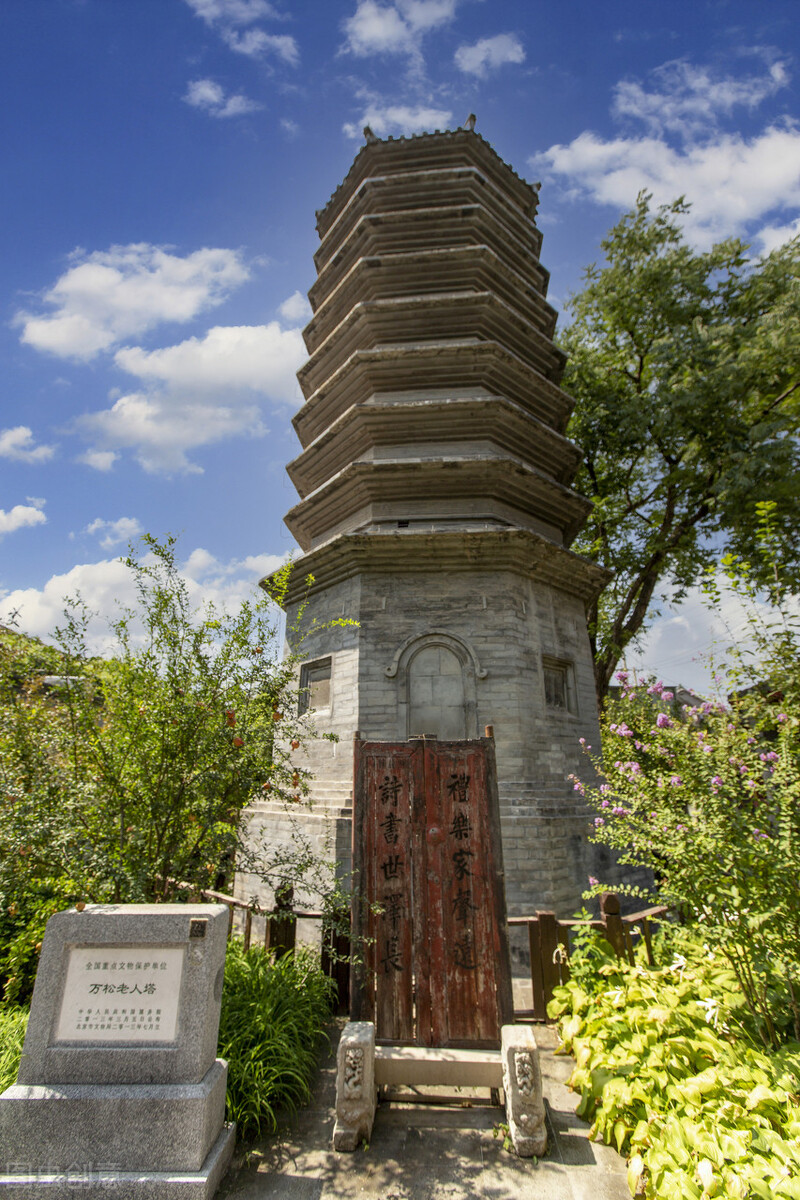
<box><xmin>351</xmin><ymin>737</ymin><xmax>513</xmax><ymax>1049</ymax></box>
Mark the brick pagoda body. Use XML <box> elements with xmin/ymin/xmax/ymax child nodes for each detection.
<box><xmin>237</xmin><ymin>127</ymin><xmax>613</xmax><ymax>925</ymax></box>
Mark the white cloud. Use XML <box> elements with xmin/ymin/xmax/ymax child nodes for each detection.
<box><xmin>278</xmin><ymin>290</ymin><xmax>311</xmax><ymax>322</ymax></box>
<box><xmin>17</xmin><ymin>244</ymin><xmax>249</xmax><ymax>361</ymax></box>
<box><xmin>0</xmin><ymin>499</ymin><xmax>46</xmax><ymax>539</ymax></box>
<box><xmin>114</xmin><ymin>323</ymin><xmax>304</xmax><ymax>398</ymax></box>
<box><xmin>183</xmin><ymin>78</ymin><xmax>262</xmax><ymax>118</ymax></box>
<box><xmin>184</xmin><ymin>0</ymin><xmax>298</xmax><ymax>64</ymax></box>
<box><xmin>342</xmin><ymin>0</ymin><xmax>457</xmax><ymax>63</ymax></box>
<box><xmin>0</xmin><ymin>426</ymin><xmax>55</xmax><ymax>464</ymax></box>
<box><xmin>2</xmin><ymin>546</ymin><xmax>288</xmax><ymax>654</ymax></box>
<box><xmin>185</xmin><ymin>0</ymin><xmax>281</xmax><ymax>24</ymax></box>
<box><xmin>280</xmin><ymin>117</ymin><xmax>299</xmax><ymax>138</ymax></box>
<box><xmin>78</xmin><ymin>449</ymin><xmax>119</xmax><ymax>472</ymax></box>
<box><xmin>86</xmin><ymin>517</ymin><xmax>144</xmax><ymax>550</ymax></box>
<box><xmin>756</xmin><ymin>214</ymin><xmax>800</xmax><ymax>255</ymax></box>
<box><xmin>532</xmin><ymin>57</ymin><xmax>800</xmax><ymax>250</ymax></box>
<box><xmin>76</xmin><ymin>391</ymin><xmax>266</xmax><ymax>476</ymax></box>
<box><xmin>534</xmin><ymin>123</ymin><xmax>800</xmax><ymax>248</ymax></box>
<box><xmin>75</xmin><ymin>322</ymin><xmax>304</xmax><ymax>476</ymax></box>
<box><xmin>612</xmin><ymin>58</ymin><xmax>789</xmax><ymax>138</ymax></box>
<box><xmin>221</xmin><ymin>28</ymin><xmax>298</xmax><ymax>63</ymax></box>
<box><xmin>343</xmin><ymin>101</ymin><xmax>452</xmax><ymax>139</ymax></box>
<box><xmin>625</xmin><ymin>573</ymin><xmax>800</xmax><ymax>699</ymax></box>
<box><xmin>454</xmin><ymin>33</ymin><xmax>525</xmax><ymax>78</ymax></box>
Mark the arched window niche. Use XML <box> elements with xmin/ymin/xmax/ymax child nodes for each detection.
<box><xmin>385</xmin><ymin>631</ymin><xmax>486</xmax><ymax>741</ymax></box>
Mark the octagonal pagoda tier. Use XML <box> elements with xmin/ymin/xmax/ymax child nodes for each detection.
<box><xmin>287</xmin><ymin>127</ymin><xmax>587</xmax><ymax>562</ymax></box>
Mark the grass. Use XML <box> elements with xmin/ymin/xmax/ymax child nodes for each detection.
<box><xmin>218</xmin><ymin>940</ymin><xmax>334</xmax><ymax>1139</ymax></box>
<box><xmin>0</xmin><ymin>1007</ymin><xmax>28</xmax><ymax>1090</ymax></box>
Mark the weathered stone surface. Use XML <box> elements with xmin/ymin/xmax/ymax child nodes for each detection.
<box><xmin>0</xmin><ymin>1061</ymin><xmax>227</xmax><ymax>1173</ymax></box>
<box><xmin>333</xmin><ymin>1021</ymin><xmax>376</xmax><ymax>1151</ymax></box>
<box><xmin>0</xmin><ymin>1122</ymin><xmax>235</xmax><ymax>1200</ymax></box>
<box><xmin>501</xmin><ymin>1025</ymin><xmax>547</xmax><ymax>1157</ymax></box>
<box><xmin>17</xmin><ymin>905</ymin><xmax>229</xmax><ymax>1087</ymax></box>
<box><xmin>0</xmin><ymin>905</ymin><xmax>233</xmax><ymax>1198</ymax></box>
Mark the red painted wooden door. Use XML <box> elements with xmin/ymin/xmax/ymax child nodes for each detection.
<box><xmin>351</xmin><ymin>737</ymin><xmax>513</xmax><ymax>1049</ymax></box>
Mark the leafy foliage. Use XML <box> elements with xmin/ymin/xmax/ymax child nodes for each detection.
<box><xmin>0</xmin><ymin>535</ymin><xmax>340</xmax><ymax>1003</ymax></box>
<box><xmin>549</xmin><ymin>939</ymin><xmax>800</xmax><ymax>1199</ymax></box>
<box><xmin>574</xmin><ymin>528</ymin><xmax>800</xmax><ymax>1049</ymax></box>
<box><xmin>218</xmin><ymin>941</ymin><xmax>333</xmax><ymax>1139</ymax></box>
<box><xmin>563</xmin><ymin>195</ymin><xmax>800</xmax><ymax>698</ymax></box>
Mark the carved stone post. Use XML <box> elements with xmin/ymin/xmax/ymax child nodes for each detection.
<box><xmin>501</xmin><ymin>1025</ymin><xmax>547</xmax><ymax>1157</ymax></box>
<box><xmin>333</xmin><ymin>1021</ymin><xmax>376</xmax><ymax>1151</ymax></box>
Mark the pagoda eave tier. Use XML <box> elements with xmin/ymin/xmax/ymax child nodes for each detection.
<box><xmin>293</xmin><ymin>340</ymin><xmax>574</xmax><ymax>447</ymax></box>
<box><xmin>297</xmin><ymin>291</ymin><xmax>567</xmax><ymax>396</ymax></box>
<box><xmin>286</xmin><ymin>395</ymin><xmax>582</xmax><ymax>496</ymax></box>
<box><xmin>315</xmin><ymin>130</ymin><xmax>540</xmax><ymax>239</ymax></box>
<box><xmin>309</xmin><ymin>204</ymin><xmax>551</xmax><ymax>308</ymax></box>
<box><xmin>306</xmin><ymin>244</ymin><xmax>558</xmax><ymax>351</ymax></box>
<box><xmin>313</xmin><ymin>164</ymin><xmax>543</xmax><ymax>273</ymax></box>
<box><xmin>283</xmin><ymin>456</ymin><xmax>592</xmax><ymax>552</ymax></box>
<box><xmin>266</xmin><ymin>528</ymin><xmax>610</xmax><ymax>608</ymax></box>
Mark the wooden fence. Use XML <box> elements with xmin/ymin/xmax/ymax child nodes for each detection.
<box><xmin>510</xmin><ymin>891</ymin><xmax>668</xmax><ymax>1021</ymax></box>
<box><xmin>178</xmin><ymin>883</ymin><xmax>665</xmax><ymax>1024</ymax></box>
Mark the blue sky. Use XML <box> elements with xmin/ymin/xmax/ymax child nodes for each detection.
<box><xmin>1</xmin><ymin>0</ymin><xmax>798</xmax><ymax>690</ymax></box>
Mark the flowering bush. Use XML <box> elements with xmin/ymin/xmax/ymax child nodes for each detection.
<box><xmin>576</xmin><ymin>669</ymin><xmax>799</xmax><ymax>1048</ymax></box>
<box><xmin>574</xmin><ymin>521</ymin><xmax>800</xmax><ymax>1051</ymax></box>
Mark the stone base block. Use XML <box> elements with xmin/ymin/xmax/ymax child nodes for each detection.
<box><xmin>333</xmin><ymin>1021</ymin><xmax>376</xmax><ymax>1151</ymax></box>
<box><xmin>0</xmin><ymin>1122</ymin><xmax>235</xmax><ymax>1199</ymax></box>
<box><xmin>0</xmin><ymin>1060</ymin><xmax>227</xmax><ymax>1174</ymax></box>
<box><xmin>501</xmin><ymin>1025</ymin><xmax>546</xmax><ymax>1157</ymax></box>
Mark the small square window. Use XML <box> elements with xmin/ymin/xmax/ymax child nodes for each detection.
<box><xmin>299</xmin><ymin>658</ymin><xmax>332</xmax><ymax>715</ymax></box>
<box><xmin>542</xmin><ymin>656</ymin><xmax>576</xmax><ymax>715</ymax></box>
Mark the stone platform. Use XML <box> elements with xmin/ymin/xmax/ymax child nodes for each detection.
<box><xmin>218</xmin><ymin>1017</ymin><xmax>629</xmax><ymax>1200</ymax></box>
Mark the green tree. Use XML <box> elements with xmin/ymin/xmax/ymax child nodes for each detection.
<box><xmin>563</xmin><ymin>195</ymin><xmax>800</xmax><ymax>700</ymax></box>
<box><xmin>0</xmin><ymin>536</ymin><xmax>335</xmax><ymax>1001</ymax></box>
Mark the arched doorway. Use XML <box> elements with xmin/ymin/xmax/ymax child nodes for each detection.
<box><xmin>385</xmin><ymin>631</ymin><xmax>485</xmax><ymax>741</ymax></box>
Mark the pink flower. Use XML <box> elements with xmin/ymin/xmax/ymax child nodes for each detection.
<box><xmin>588</xmin><ymin>876</ymin><xmax>599</xmax><ymax>886</ymax></box>
<box><xmin>669</xmin><ymin>775</ymin><xmax>682</xmax><ymax>787</ymax></box>
<box><xmin>594</xmin><ymin>817</ymin><xmax>605</xmax><ymax>827</ymax></box>
<box><xmin>711</xmin><ymin>776</ymin><xmax>723</xmax><ymax>789</ymax></box>
<box><xmin>656</xmin><ymin>713</ymin><xmax>672</xmax><ymax>729</ymax></box>
<box><xmin>616</xmin><ymin>671</ymin><xmax>629</xmax><ymax>684</ymax></box>
<box><xmin>778</xmin><ymin>713</ymin><xmax>788</xmax><ymax>723</ymax></box>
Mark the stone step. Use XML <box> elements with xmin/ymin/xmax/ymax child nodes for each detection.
<box><xmin>374</xmin><ymin>1045</ymin><xmax>502</xmax><ymax>1089</ymax></box>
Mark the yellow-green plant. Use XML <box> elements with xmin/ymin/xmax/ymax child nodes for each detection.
<box><xmin>550</xmin><ymin>942</ymin><xmax>800</xmax><ymax>1199</ymax></box>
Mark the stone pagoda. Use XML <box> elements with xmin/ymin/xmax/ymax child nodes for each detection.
<box><xmin>239</xmin><ymin>125</ymin><xmax>612</xmax><ymax>923</ymax></box>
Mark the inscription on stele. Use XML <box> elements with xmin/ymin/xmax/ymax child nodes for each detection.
<box><xmin>54</xmin><ymin>945</ymin><xmax>184</xmax><ymax>1043</ymax></box>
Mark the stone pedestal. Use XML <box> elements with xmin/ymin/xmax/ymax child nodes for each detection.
<box><xmin>0</xmin><ymin>905</ymin><xmax>235</xmax><ymax>1198</ymax></box>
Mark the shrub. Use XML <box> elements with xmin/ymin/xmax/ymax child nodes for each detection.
<box><xmin>549</xmin><ymin>937</ymin><xmax>800</xmax><ymax>1198</ymax></box>
<box><xmin>217</xmin><ymin>941</ymin><xmax>334</xmax><ymax>1139</ymax></box>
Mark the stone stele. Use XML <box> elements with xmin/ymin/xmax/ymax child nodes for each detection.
<box><xmin>0</xmin><ymin>904</ymin><xmax>235</xmax><ymax>1198</ymax></box>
